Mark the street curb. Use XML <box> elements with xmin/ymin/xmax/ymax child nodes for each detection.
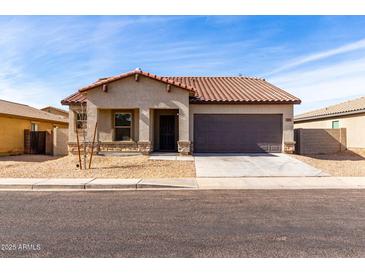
<box><xmin>85</xmin><ymin>179</ymin><xmax>141</xmax><ymax>190</ymax></box>
<box><xmin>137</xmin><ymin>178</ymin><xmax>198</xmax><ymax>189</ymax></box>
<box><xmin>0</xmin><ymin>178</ymin><xmax>198</xmax><ymax>191</ymax></box>
<box><xmin>32</xmin><ymin>178</ymin><xmax>95</xmax><ymax>190</ymax></box>
<box><xmin>0</xmin><ymin>177</ymin><xmax>365</xmax><ymax>191</ymax></box>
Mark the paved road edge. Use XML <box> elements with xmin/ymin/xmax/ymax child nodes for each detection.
<box><xmin>0</xmin><ymin>177</ymin><xmax>364</xmax><ymax>191</ymax></box>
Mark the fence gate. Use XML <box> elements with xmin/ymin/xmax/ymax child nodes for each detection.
<box><xmin>30</xmin><ymin>131</ymin><xmax>46</xmax><ymax>154</ymax></box>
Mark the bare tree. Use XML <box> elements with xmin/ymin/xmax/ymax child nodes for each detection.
<box><xmin>75</xmin><ymin>104</ymin><xmax>88</xmax><ymax>169</ymax></box>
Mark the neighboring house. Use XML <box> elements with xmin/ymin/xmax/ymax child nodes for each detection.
<box><xmin>41</xmin><ymin>106</ymin><xmax>69</xmax><ymax>118</ymax></box>
<box><xmin>61</xmin><ymin>68</ymin><xmax>301</xmax><ymax>155</ymax></box>
<box><xmin>294</xmin><ymin>96</ymin><xmax>365</xmax><ymax>149</ymax></box>
<box><xmin>0</xmin><ymin>99</ymin><xmax>68</xmax><ymax>156</ymax></box>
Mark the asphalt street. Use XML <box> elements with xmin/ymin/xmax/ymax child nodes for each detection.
<box><xmin>0</xmin><ymin>190</ymin><xmax>364</xmax><ymax>257</ymax></box>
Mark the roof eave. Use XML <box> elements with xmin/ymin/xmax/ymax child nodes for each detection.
<box><xmin>294</xmin><ymin>108</ymin><xmax>365</xmax><ymax>122</ymax></box>
<box><xmin>0</xmin><ymin>112</ymin><xmax>68</xmax><ymax>124</ymax></box>
<box><xmin>60</xmin><ymin>100</ymin><xmax>70</xmax><ymax>106</ymax></box>
<box><xmin>189</xmin><ymin>99</ymin><xmax>301</xmax><ymax>104</ymax></box>
<box><xmin>61</xmin><ymin>100</ymin><xmax>86</xmax><ymax>106</ymax></box>
<box><xmin>78</xmin><ymin>71</ymin><xmax>197</xmax><ymax>95</ymax></box>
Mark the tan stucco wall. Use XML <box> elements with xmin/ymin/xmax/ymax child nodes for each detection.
<box><xmin>84</xmin><ymin>75</ymin><xmax>190</xmax><ymax>143</ymax></box>
<box><xmin>294</xmin><ymin>113</ymin><xmax>365</xmax><ymax>148</ymax></box>
<box><xmin>68</xmin><ymin>105</ymin><xmax>82</xmax><ymax>143</ymax></box>
<box><xmin>0</xmin><ymin>115</ymin><xmax>67</xmax><ymax>155</ymax></box>
<box><xmin>189</xmin><ymin>104</ymin><xmax>294</xmax><ymax>150</ymax></box>
<box><xmin>97</xmin><ymin>108</ymin><xmax>139</xmax><ymax>142</ymax></box>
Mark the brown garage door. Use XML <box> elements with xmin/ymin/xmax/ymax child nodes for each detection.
<box><xmin>194</xmin><ymin>114</ymin><xmax>283</xmax><ymax>153</ymax></box>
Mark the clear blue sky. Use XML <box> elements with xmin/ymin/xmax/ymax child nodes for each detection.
<box><xmin>1</xmin><ymin>16</ymin><xmax>365</xmax><ymax>114</ymax></box>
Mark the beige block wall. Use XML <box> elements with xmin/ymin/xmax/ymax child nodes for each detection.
<box><xmin>189</xmin><ymin>104</ymin><xmax>294</xmax><ymax>150</ymax></box>
<box><xmin>295</xmin><ymin>128</ymin><xmax>347</xmax><ymax>155</ymax></box>
<box><xmin>0</xmin><ymin>115</ymin><xmax>67</xmax><ymax>155</ymax></box>
<box><xmin>53</xmin><ymin>127</ymin><xmax>69</xmax><ymax>156</ymax></box>
<box><xmin>294</xmin><ymin>113</ymin><xmax>365</xmax><ymax>148</ymax></box>
<box><xmin>84</xmin><ymin>75</ymin><xmax>190</xmax><ymax>143</ymax></box>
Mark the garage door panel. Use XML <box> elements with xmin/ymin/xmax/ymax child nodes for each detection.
<box><xmin>194</xmin><ymin>114</ymin><xmax>282</xmax><ymax>153</ymax></box>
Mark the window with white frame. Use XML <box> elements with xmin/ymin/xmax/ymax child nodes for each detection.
<box><xmin>114</xmin><ymin>112</ymin><xmax>132</xmax><ymax>141</ymax></box>
<box><xmin>31</xmin><ymin>123</ymin><xmax>38</xmax><ymax>131</ymax></box>
<box><xmin>75</xmin><ymin>112</ymin><xmax>87</xmax><ymax>130</ymax></box>
<box><xmin>332</xmin><ymin>120</ymin><xmax>340</xmax><ymax>129</ymax></box>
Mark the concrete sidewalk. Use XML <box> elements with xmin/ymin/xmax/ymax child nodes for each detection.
<box><xmin>0</xmin><ymin>177</ymin><xmax>364</xmax><ymax>190</ymax></box>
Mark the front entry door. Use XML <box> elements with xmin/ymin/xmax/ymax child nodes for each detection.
<box><xmin>159</xmin><ymin>115</ymin><xmax>176</xmax><ymax>151</ymax></box>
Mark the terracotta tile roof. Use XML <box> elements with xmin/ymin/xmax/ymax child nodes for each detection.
<box><xmin>167</xmin><ymin>76</ymin><xmax>300</xmax><ymax>104</ymax></box>
<box><xmin>61</xmin><ymin>91</ymin><xmax>87</xmax><ymax>105</ymax></box>
<box><xmin>0</xmin><ymin>99</ymin><xmax>68</xmax><ymax>124</ymax></box>
<box><xmin>295</xmin><ymin>96</ymin><xmax>365</xmax><ymax>122</ymax></box>
<box><xmin>78</xmin><ymin>69</ymin><xmax>197</xmax><ymax>94</ymax></box>
<box><xmin>61</xmin><ymin>69</ymin><xmax>301</xmax><ymax>105</ymax></box>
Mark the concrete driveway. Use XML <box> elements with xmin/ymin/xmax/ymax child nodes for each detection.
<box><xmin>194</xmin><ymin>153</ymin><xmax>327</xmax><ymax>177</ymax></box>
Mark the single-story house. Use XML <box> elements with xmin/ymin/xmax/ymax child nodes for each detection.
<box><xmin>294</xmin><ymin>96</ymin><xmax>365</xmax><ymax>149</ymax></box>
<box><xmin>0</xmin><ymin>99</ymin><xmax>68</xmax><ymax>156</ymax></box>
<box><xmin>41</xmin><ymin>106</ymin><xmax>69</xmax><ymax>118</ymax></box>
<box><xmin>61</xmin><ymin>68</ymin><xmax>301</xmax><ymax>155</ymax></box>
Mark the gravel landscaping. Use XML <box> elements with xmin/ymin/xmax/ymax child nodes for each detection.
<box><xmin>0</xmin><ymin>155</ymin><xmax>196</xmax><ymax>178</ymax></box>
<box><xmin>291</xmin><ymin>149</ymin><xmax>365</xmax><ymax>176</ymax></box>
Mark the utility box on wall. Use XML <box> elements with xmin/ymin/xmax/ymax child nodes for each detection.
<box><xmin>294</xmin><ymin>128</ymin><xmax>347</xmax><ymax>155</ymax></box>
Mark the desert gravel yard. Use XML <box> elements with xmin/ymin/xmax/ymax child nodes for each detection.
<box><xmin>0</xmin><ymin>155</ymin><xmax>196</xmax><ymax>178</ymax></box>
<box><xmin>291</xmin><ymin>149</ymin><xmax>365</xmax><ymax>176</ymax></box>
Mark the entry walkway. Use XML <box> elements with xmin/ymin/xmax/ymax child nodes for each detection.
<box><xmin>149</xmin><ymin>152</ymin><xmax>194</xmax><ymax>161</ymax></box>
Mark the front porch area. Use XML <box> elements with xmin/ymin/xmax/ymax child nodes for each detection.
<box><xmin>84</xmin><ymin>107</ymin><xmax>191</xmax><ymax>155</ymax></box>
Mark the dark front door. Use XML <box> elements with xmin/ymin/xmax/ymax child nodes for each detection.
<box><xmin>30</xmin><ymin>131</ymin><xmax>46</xmax><ymax>154</ymax></box>
<box><xmin>194</xmin><ymin>114</ymin><xmax>283</xmax><ymax>153</ymax></box>
<box><xmin>159</xmin><ymin>115</ymin><xmax>176</xmax><ymax>151</ymax></box>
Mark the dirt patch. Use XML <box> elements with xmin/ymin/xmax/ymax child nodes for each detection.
<box><xmin>291</xmin><ymin>149</ymin><xmax>365</xmax><ymax>176</ymax></box>
<box><xmin>0</xmin><ymin>155</ymin><xmax>196</xmax><ymax>178</ymax></box>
